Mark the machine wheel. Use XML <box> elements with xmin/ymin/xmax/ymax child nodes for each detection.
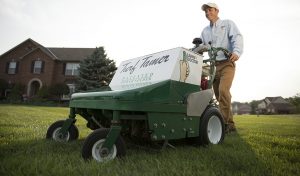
<box><xmin>197</xmin><ymin>107</ymin><xmax>225</xmax><ymax>145</ymax></box>
<box><xmin>82</xmin><ymin>128</ymin><xmax>126</xmax><ymax>162</ymax></box>
<box><xmin>46</xmin><ymin>120</ymin><xmax>79</xmax><ymax>142</ymax></box>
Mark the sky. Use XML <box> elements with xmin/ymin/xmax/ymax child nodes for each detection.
<box><xmin>0</xmin><ymin>0</ymin><xmax>300</xmax><ymax>102</ymax></box>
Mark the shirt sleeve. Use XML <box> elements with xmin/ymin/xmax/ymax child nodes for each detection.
<box><xmin>228</xmin><ymin>20</ymin><xmax>244</xmax><ymax>57</ymax></box>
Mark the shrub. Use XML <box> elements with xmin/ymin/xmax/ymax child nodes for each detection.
<box><xmin>49</xmin><ymin>83</ymin><xmax>70</xmax><ymax>100</ymax></box>
<box><xmin>36</xmin><ymin>85</ymin><xmax>50</xmax><ymax>99</ymax></box>
<box><xmin>0</xmin><ymin>79</ymin><xmax>8</xmax><ymax>99</ymax></box>
<box><xmin>7</xmin><ymin>83</ymin><xmax>25</xmax><ymax>102</ymax></box>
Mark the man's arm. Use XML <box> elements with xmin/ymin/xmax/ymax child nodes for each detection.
<box><xmin>228</xmin><ymin>20</ymin><xmax>243</xmax><ymax>61</ymax></box>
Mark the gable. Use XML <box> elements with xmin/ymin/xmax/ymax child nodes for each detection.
<box><xmin>0</xmin><ymin>39</ymin><xmax>38</xmax><ymax>60</ymax></box>
<box><xmin>21</xmin><ymin>48</ymin><xmax>54</xmax><ymax>62</ymax></box>
<box><xmin>0</xmin><ymin>38</ymin><xmax>57</xmax><ymax>61</ymax></box>
<box><xmin>257</xmin><ymin>100</ymin><xmax>266</xmax><ymax>109</ymax></box>
<box><xmin>1</xmin><ymin>38</ymin><xmax>95</xmax><ymax>63</ymax></box>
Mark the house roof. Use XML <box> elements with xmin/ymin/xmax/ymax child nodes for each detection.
<box><xmin>47</xmin><ymin>48</ymin><xmax>95</xmax><ymax>61</ymax></box>
<box><xmin>266</xmin><ymin>96</ymin><xmax>281</xmax><ymax>102</ymax></box>
<box><xmin>265</xmin><ymin>96</ymin><xmax>291</xmax><ymax>104</ymax></box>
<box><xmin>0</xmin><ymin>38</ymin><xmax>95</xmax><ymax>62</ymax></box>
<box><xmin>0</xmin><ymin>38</ymin><xmax>55</xmax><ymax>59</ymax></box>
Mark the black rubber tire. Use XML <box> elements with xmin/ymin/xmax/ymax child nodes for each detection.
<box><xmin>196</xmin><ymin>107</ymin><xmax>225</xmax><ymax>145</ymax></box>
<box><xmin>82</xmin><ymin>128</ymin><xmax>126</xmax><ymax>162</ymax></box>
<box><xmin>46</xmin><ymin>120</ymin><xmax>79</xmax><ymax>141</ymax></box>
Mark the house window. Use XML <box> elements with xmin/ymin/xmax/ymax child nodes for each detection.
<box><xmin>31</xmin><ymin>60</ymin><xmax>44</xmax><ymax>74</ymax></box>
<box><xmin>7</xmin><ymin>61</ymin><xmax>17</xmax><ymax>74</ymax></box>
<box><xmin>33</xmin><ymin>60</ymin><xmax>42</xmax><ymax>74</ymax></box>
<box><xmin>65</xmin><ymin>63</ymin><xmax>79</xmax><ymax>76</ymax></box>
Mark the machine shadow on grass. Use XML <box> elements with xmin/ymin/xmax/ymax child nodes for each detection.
<box><xmin>204</xmin><ymin>132</ymin><xmax>271</xmax><ymax>175</ymax></box>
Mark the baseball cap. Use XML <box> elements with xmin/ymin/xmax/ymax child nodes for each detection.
<box><xmin>201</xmin><ymin>3</ymin><xmax>219</xmax><ymax>11</ymax></box>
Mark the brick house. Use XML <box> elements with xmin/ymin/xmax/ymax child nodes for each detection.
<box><xmin>0</xmin><ymin>38</ymin><xmax>95</xmax><ymax>99</ymax></box>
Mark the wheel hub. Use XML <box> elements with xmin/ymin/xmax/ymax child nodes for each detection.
<box><xmin>92</xmin><ymin>139</ymin><xmax>117</xmax><ymax>162</ymax></box>
<box><xmin>52</xmin><ymin>127</ymin><xmax>70</xmax><ymax>142</ymax></box>
<box><xmin>100</xmin><ymin>148</ymin><xmax>109</xmax><ymax>157</ymax></box>
<box><xmin>207</xmin><ymin>115</ymin><xmax>222</xmax><ymax>144</ymax></box>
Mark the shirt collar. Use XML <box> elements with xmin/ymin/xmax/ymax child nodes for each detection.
<box><xmin>210</xmin><ymin>18</ymin><xmax>221</xmax><ymax>27</ymax></box>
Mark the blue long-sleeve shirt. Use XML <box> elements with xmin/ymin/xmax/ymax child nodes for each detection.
<box><xmin>201</xmin><ymin>18</ymin><xmax>243</xmax><ymax>61</ymax></box>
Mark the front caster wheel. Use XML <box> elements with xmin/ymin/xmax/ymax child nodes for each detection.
<box><xmin>82</xmin><ymin>128</ymin><xmax>126</xmax><ymax>162</ymax></box>
<box><xmin>46</xmin><ymin>120</ymin><xmax>79</xmax><ymax>142</ymax></box>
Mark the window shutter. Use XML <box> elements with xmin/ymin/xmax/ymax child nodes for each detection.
<box><xmin>41</xmin><ymin>61</ymin><xmax>45</xmax><ymax>73</ymax></box>
<box><xmin>31</xmin><ymin>61</ymin><xmax>34</xmax><ymax>73</ymax></box>
<box><xmin>5</xmin><ymin>62</ymin><xmax>9</xmax><ymax>73</ymax></box>
<box><xmin>15</xmin><ymin>62</ymin><xmax>19</xmax><ymax>73</ymax></box>
<box><xmin>62</xmin><ymin>63</ymin><xmax>66</xmax><ymax>75</ymax></box>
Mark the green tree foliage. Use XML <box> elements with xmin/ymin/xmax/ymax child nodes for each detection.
<box><xmin>76</xmin><ymin>47</ymin><xmax>117</xmax><ymax>91</ymax></box>
<box><xmin>286</xmin><ymin>93</ymin><xmax>300</xmax><ymax>113</ymax></box>
<box><xmin>36</xmin><ymin>85</ymin><xmax>50</xmax><ymax>99</ymax></box>
<box><xmin>249</xmin><ymin>100</ymin><xmax>260</xmax><ymax>114</ymax></box>
<box><xmin>49</xmin><ymin>83</ymin><xmax>69</xmax><ymax>99</ymax></box>
<box><xmin>7</xmin><ymin>83</ymin><xmax>25</xmax><ymax>101</ymax></box>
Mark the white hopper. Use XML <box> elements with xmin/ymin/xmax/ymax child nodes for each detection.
<box><xmin>110</xmin><ymin>47</ymin><xmax>203</xmax><ymax>90</ymax></box>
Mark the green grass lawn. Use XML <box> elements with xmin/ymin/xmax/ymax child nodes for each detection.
<box><xmin>0</xmin><ymin>104</ymin><xmax>299</xmax><ymax>176</ymax></box>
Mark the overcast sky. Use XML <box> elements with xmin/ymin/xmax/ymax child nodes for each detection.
<box><xmin>1</xmin><ymin>0</ymin><xmax>300</xmax><ymax>102</ymax></box>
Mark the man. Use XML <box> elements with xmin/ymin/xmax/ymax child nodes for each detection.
<box><xmin>201</xmin><ymin>3</ymin><xmax>243</xmax><ymax>132</ymax></box>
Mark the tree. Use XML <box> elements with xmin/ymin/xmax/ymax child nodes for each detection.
<box><xmin>76</xmin><ymin>47</ymin><xmax>117</xmax><ymax>91</ymax></box>
<box><xmin>249</xmin><ymin>100</ymin><xmax>260</xmax><ymax>114</ymax></box>
<box><xmin>36</xmin><ymin>85</ymin><xmax>50</xmax><ymax>99</ymax></box>
<box><xmin>7</xmin><ymin>83</ymin><xmax>25</xmax><ymax>102</ymax></box>
<box><xmin>286</xmin><ymin>93</ymin><xmax>300</xmax><ymax>113</ymax></box>
<box><xmin>49</xmin><ymin>83</ymin><xmax>69</xmax><ymax>100</ymax></box>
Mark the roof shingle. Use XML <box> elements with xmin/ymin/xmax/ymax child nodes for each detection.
<box><xmin>47</xmin><ymin>48</ymin><xmax>95</xmax><ymax>61</ymax></box>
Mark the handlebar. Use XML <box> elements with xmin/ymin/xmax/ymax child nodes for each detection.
<box><xmin>191</xmin><ymin>39</ymin><xmax>231</xmax><ymax>62</ymax></box>
<box><xmin>203</xmin><ymin>46</ymin><xmax>231</xmax><ymax>63</ymax></box>
<box><xmin>191</xmin><ymin>39</ymin><xmax>232</xmax><ymax>89</ymax></box>
<box><xmin>203</xmin><ymin>47</ymin><xmax>231</xmax><ymax>64</ymax></box>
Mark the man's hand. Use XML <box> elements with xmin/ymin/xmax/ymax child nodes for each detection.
<box><xmin>230</xmin><ymin>53</ymin><xmax>239</xmax><ymax>62</ymax></box>
<box><xmin>193</xmin><ymin>44</ymin><xmax>209</xmax><ymax>54</ymax></box>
